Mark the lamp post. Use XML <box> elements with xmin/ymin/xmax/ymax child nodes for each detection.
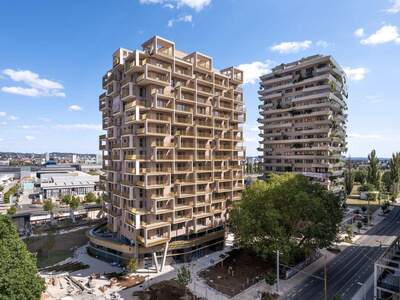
<box><xmin>276</xmin><ymin>250</ymin><xmax>280</xmax><ymax>293</ymax></box>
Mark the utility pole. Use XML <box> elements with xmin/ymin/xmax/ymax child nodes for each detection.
<box><xmin>276</xmin><ymin>250</ymin><xmax>280</xmax><ymax>293</ymax></box>
<box><xmin>324</xmin><ymin>255</ymin><xmax>328</xmax><ymax>300</ymax></box>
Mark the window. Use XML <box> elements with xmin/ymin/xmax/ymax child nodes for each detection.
<box><xmin>139</xmin><ymin>87</ymin><xmax>146</xmax><ymax>97</ymax></box>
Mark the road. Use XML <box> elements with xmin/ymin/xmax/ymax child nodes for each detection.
<box><xmin>283</xmin><ymin>206</ymin><xmax>400</xmax><ymax>300</ymax></box>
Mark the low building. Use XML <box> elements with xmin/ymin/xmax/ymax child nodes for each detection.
<box><xmin>39</xmin><ymin>171</ymin><xmax>99</xmax><ymax>199</ymax></box>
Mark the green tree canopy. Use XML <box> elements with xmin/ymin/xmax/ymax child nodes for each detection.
<box><xmin>389</xmin><ymin>152</ymin><xmax>400</xmax><ymax>197</ymax></box>
<box><xmin>84</xmin><ymin>192</ymin><xmax>97</xmax><ymax>203</ymax></box>
<box><xmin>0</xmin><ymin>215</ymin><xmax>44</xmax><ymax>299</ymax></box>
<box><xmin>353</xmin><ymin>168</ymin><xmax>367</xmax><ymax>185</ymax></box>
<box><xmin>69</xmin><ymin>196</ymin><xmax>80</xmax><ymax>210</ymax></box>
<box><xmin>176</xmin><ymin>265</ymin><xmax>191</xmax><ymax>287</ymax></box>
<box><xmin>43</xmin><ymin>199</ymin><xmax>55</xmax><ymax>212</ymax></box>
<box><xmin>344</xmin><ymin>158</ymin><xmax>354</xmax><ymax>196</ymax></box>
<box><xmin>126</xmin><ymin>258</ymin><xmax>137</xmax><ymax>273</ymax></box>
<box><xmin>229</xmin><ymin>174</ymin><xmax>343</xmax><ymax>265</ymax></box>
<box><xmin>367</xmin><ymin>150</ymin><xmax>380</xmax><ymax>190</ymax></box>
<box><xmin>7</xmin><ymin>206</ymin><xmax>17</xmax><ymax>215</ymax></box>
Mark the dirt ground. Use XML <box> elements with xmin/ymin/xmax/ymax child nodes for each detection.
<box><xmin>41</xmin><ymin>261</ymin><xmax>89</xmax><ymax>273</ymax></box>
<box><xmin>199</xmin><ymin>248</ymin><xmax>272</xmax><ymax>297</ymax></box>
<box><xmin>104</xmin><ymin>272</ymin><xmax>145</xmax><ymax>289</ymax></box>
<box><xmin>133</xmin><ymin>280</ymin><xmax>199</xmax><ymax>300</ymax></box>
<box><xmin>24</xmin><ymin>227</ymin><xmax>90</xmax><ymax>268</ymax></box>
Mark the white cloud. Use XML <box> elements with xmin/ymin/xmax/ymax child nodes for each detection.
<box><xmin>0</xmin><ymin>138</ymin><xmax>3</xmax><ymax>142</ymax></box>
<box><xmin>354</xmin><ymin>28</ymin><xmax>365</xmax><ymax>38</ymax></box>
<box><xmin>386</xmin><ymin>0</ymin><xmax>400</xmax><ymax>13</ymax></box>
<box><xmin>360</xmin><ymin>25</ymin><xmax>400</xmax><ymax>45</ymax></box>
<box><xmin>19</xmin><ymin>124</ymin><xmax>47</xmax><ymax>130</ymax></box>
<box><xmin>236</xmin><ymin>60</ymin><xmax>275</xmax><ymax>84</ymax></box>
<box><xmin>1</xmin><ymin>69</ymin><xmax>65</xmax><ymax>97</ymax></box>
<box><xmin>0</xmin><ymin>112</ymin><xmax>6</xmax><ymax>117</ymax></box>
<box><xmin>364</xmin><ymin>95</ymin><xmax>384</xmax><ymax>104</ymax></box>
<box><xmin>1</xmin><ymin>86</ymin><xmax>41</xmax><ymax>97</ymax></box>
<box><xmin>68</xmin><ymin>104</ymin><xmax>83</xmax><ymax>112</ymax></box>
<box><xmin>8</xmin><ymin>115</ymin><xmax>18</xmax><ymax>121</ymax></box>
<box><xmin>38</xmin><ymin>117</ymin><xmax>52</xmax><ymax>122</ymax></box>
<box><xmin>25</xmin><ymin>135</ymin><xmax>36</xmax><ymax>141</ymax></box>
<box><xmin>140</xmin><ymin>0</ymin><xmax>211</xmax><ymax>11</ymax></box>
<box><xmin>168</xmin><ymin>15</ymin><xmax>192</xmax><ymax>27</ymax></box>
<box><xmin>343</xmin><ymin>67</ymin><xmax>368</xmax><ymax>81</ymax></box>
<box><xmin>0</xmin><ymin>121</ymin><xmax>7</xmax><ymax>126</ymax></box>
<box><xmin>316</xmin><ymin>40</ymin><xmax>329</xmax><ymax>48</ymax></box>
<box><xmin>55</xmin><ymin>123</ymin><xmax>102</xmax><ymax>131</ymax></box>
<box><xmin>20</xmin><ymin>125</ymin><xmax>33</xmax><ymax>129</ymax></box>
<box><xmin>177</xmin><ymin>0</ymin><xmax>210</xmax><ymax>10</ymax></box>
<box><xmin>270</xmin><ymin>40</ymin><xmax>312</xmax><ymax>54</ymax></box>
<box><xmin>348</xmin><ymin>133</ymin><xmax>384</xmax><ymax>140</ymax></box>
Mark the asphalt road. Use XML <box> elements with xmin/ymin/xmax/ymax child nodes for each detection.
<box><xmin>283</xmin><ymin>206</ymin><xmax>400</xmax><ymax>300</ymax></box>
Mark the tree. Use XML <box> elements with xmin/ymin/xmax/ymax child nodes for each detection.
<box><xmin>7</xmin><ymin>206</ymin><xmax>16</xmax><ymax>215</ymax></box>
<box><xmin>354</xmin><ymin>169</ymin><xmax>367</xmax><ymax>185</ymax></box>
<box><xmin>389</xmin><ymin>152</ymin><xmax>400</xmax><ymax>198</ymax></box>
<box><xmin>176</xmin><ymin>265</ymin><xmax>191</xmax><ymax>295</ymax></box>
<box><xmin>367</xmin><ymin>150</ymin><xmax>380</xmax><ymax>190</ymax></box>
<box><xmin>0</xmin><ymin>215</ymin><xmax>45</xmax><ymax>298</ymax></box>
<box><xmin>381</xmin><ymin>171</ymin><xmax>392</xmax><ymax>193</ymax></box>
<box><xmin>3</xmin><ymin>185</ymin><xmax>19</xmax><ymax>204</ymax></box>
<box><xmin>345</xmin><ymin>224</ymin><xmax>353</xmax><ymax>237</ymax></box>
<box><xmin>43</xmin><ymin>199</ymin><xmax>56</xmax><ymax>224</ymax></box>
<box><xmin>84</xmin><ymin>192</ymin><xmax>97</xmax><ymax>203</ymax></box>
<box><xmin>229</xmin><ymin>174</ymin><xmax>343</xmax><ymax>265</ymax></box>
<box><xmin>356</xmin><ymin>221</ymin><xmax>363</xmax><ymax>233</ymax></box>
<box><xmin>126</xmin><ymin>258</ymin><xmax>137</xmax><ymax>273</ymax></box>
<box><xmin>68</xmin><ymin>196</ymin><xmax>80</xmax><ymax>223</ymax></box>
<box><xmin>344</xmin><ymin>158</ymin><xmax>354</xmax><ymax>196</ymax></box>
<box><xmin>264</xmin><ymin>272</ymin><xmax>276</xmax><ymax>286</ymax></box>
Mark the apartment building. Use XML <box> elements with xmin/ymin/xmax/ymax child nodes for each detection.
<box><xmin>258</xmin><ymin>55</ymin><xmax>347</xmax><ymax>193</ymax></box>
<box><xmin>92</xmin><ymin>36</ymin><xmax>245</xmax><ymax>268</ymax></box>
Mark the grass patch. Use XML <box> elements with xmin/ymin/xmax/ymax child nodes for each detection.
<box><xmin>24</xmin><ymin>227</ymin><xmax>90</xmax><ymax>268</ymax></box>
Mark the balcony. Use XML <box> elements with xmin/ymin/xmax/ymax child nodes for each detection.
<box><xmin>173</xmin><ymin>166</ymin><xmax>193</xmax><ymax>174</ymax></box>
<box><xmin>155</xmin><ymin>153</ymin><xmax>174</xmax><ymax>161</ymax></box>
<box><xmin>137</xmin><ymin>65</ymin><xmax>170</xmax><ymax>86</ymax></box>
<box><xmin>175</xmin><ymin>154</ymin><xmax>194</xmax><ymax>161</ymax></box>
<box><xmin>213</xmin><ymin>111</ymin><xmax>230</xmax><ymax>120</ymax></box>
<box><xmin>121</xmin><ymin>82</ymin><xmax>135</xmax><ymax>101</ymax></box>
<box><xmin>124</xmin><ymin>154</ymin><xmax>139</xmax><ymax>161</ymax></box>
<box><xmin>151</xmin><ymin>192</ymin><xmax>174</xmax><ymax>200</ymax></box>
<box><xmin>137</xmin><ymin>232</ymin><xmax>170</xmax><ymax>247</ymax></box>
<box><xmin>141</xmin><ymin>167</ymin><xmax>172</xmax><ymax>174</ymax></box>
<box><xmin>194</xmin><ymin>165</ymin><xmax>213</xmax><ymax>172</ymax></box>
<box><xmin>173</xmin><ymin>66</ymin><xmax>193</xmax><ymax>80</ymax></box>
<box><xmin>144</xmin><ymin>112</ymin><xmax>171</xmax><ymax>123</ymax></box>
<box><xmin>137</xmin><ymin>127</ymin><xmax>170</xmax><ymax>136</ymax></box>
<box><xmin>175</xmin><ymin>129</ymin><xmax>195</xmax><ymax>137</ymax></box>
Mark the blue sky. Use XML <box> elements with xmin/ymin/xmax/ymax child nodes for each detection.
<box><xmin>0</xmin><ymin>0</ymin><xmax>399</xmax><ymax>157</ymax></box>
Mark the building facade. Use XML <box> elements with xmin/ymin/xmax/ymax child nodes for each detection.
<box><xmin>95</xmin><ymin>36</ymin><xmax>245</xmax><ymax>267</ymax></box>
<box><xmin>40</xmin><ymin>171</ymin><xmax>99</xmax><ymax>199</ymax></box>
<box><xmin>374</xmin><ymin>237</ymin><xmax>400</xmax><ymax>300</ymax></box>
<box><xmin>258</xmin><ymin>55</ymin><xmax>347</xmax><ymax>192</ymax></box>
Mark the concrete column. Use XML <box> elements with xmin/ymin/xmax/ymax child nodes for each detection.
<box><xmin>153</xmin><ymin>252</ymin><xmax>159</xmax><ymax>273</ymax></box>
<box><xmin>160</xmin><ymin>241</ymin><xmax>169</xmax><ymax>272</ymax></box>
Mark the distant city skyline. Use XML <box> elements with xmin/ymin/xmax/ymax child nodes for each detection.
<box><xmin>0</xmin><ymin>0</ymin><xmax>399</xmax><ymax>157</ymax></box>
